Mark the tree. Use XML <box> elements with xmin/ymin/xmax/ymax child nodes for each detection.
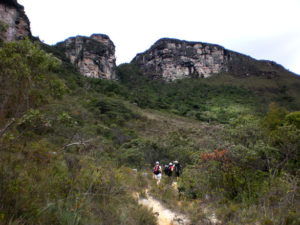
<box><xmin>0</xmin><ymin>39</ymin><xmax>66</xmax><ymax>141</ymax></box>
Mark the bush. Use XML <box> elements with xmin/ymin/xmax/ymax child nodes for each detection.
<box><xmin>87</xmin><ymin>97</ymin><xmax>138</xmax><ymax>125</ymax></box>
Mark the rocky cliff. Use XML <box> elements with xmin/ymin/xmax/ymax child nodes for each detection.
<box><xmin>0</xmin><ymin>0</ymin><xmax>31</xmax><ymax>41</ymax></box>
<box><xmin>56</xmin><ymin>34</ymin><xmax>117</xmax><ymax>80</ymax></box>
<box><xmin>132</xmin><ymin>38</ymin><xmax>283</xmax><ymax>81</ymax></box>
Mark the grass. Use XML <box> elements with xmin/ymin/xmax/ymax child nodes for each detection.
<box><xmin>1</xmin><ymin>39</ymin><xmax>299</xmax><ymax>225</ymax></box>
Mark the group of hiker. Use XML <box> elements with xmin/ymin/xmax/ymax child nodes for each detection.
<box><xmin>152</xmin><ymin>160</ymin><xmax>182</xmax><ymax>183</ymax></box>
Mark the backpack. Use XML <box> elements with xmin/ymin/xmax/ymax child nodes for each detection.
<box><xmin>153</xmin><ymin>165</ymin><xmax>160</xmax><ymax>175</ymax></box>
<box><xmin>164</xmin><ymin>165</ymin><xmax>170</xmax><ymax>174</ymax></box>
<box><xmin>175</xmin><ymin>163</ymin><xmax>181</xmax><ymax>173</ymax></box>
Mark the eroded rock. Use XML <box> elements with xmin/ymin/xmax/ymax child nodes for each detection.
<box><xmin>0</xmin><ymin>0</ymin><xmax>31</xmax><ymax>41</ymax></box>
<box><xmin>132</xmin><ymin>38</ymin><xmax>228</xmax><ymax>81</ymax></box>
<box><xmin>132</xmin><ymin>38</ymin><xmax>282</xmax><ymax>81</ymax></box>
<box><xmin>56</xmin><ymin>34</ymin><xmax>117</xmax><ymax>80</ymax></box>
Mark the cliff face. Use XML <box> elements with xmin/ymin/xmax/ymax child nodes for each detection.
<box><xmin>0</xmin><ymin>0</ymin><xmax>31</xmax><ymax>41</ymax></box>
<box><xmin>133</xmin><ymin>38</ymin><xmax>228</xmax><ymax>80</ymax></box>
<box><xmin>56</xmin><ymin>34</ymin><xmax>117</xmax><ymax>80</ymax></box>
<box><xmin>132</xmin><ymin>38</ymin><xmax>282</xmax><ymax>81</ymax></box>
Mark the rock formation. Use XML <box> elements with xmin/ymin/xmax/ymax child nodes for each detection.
<box><xmin>56</xmin><ymin>34</ymin><xmax>117</xmax><ymax>80</ymax></box>
<box><xmin>132</xmin><ymin>38</ymin><xmax>282</xmax><ymax>81</ymax></box>
<box><xmin>0</xmin><ymin>0</ymin><xmax>31</xmax><ymax>41</ymax></box>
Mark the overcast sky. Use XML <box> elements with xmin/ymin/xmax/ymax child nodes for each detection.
<box><xmin>18</xmin><ymin>0</ymin><xmax>300</xmax><ymax>75</ymax></box>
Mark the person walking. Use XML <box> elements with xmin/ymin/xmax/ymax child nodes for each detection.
<box><xmin>164</xmin><ymin>164</ymin><xmax>170</xmax><ymax>176</ymax></box>
<box><xmin>168</xmin><ymin>162</ymin><xmax>174</xmax><ymax>177</ymax></box>
<box><xmin>153</xmin><ymin>161</ymin><xmax>162</xmax><ymax>184</ymax></box>
<box><xmin>173</xmin><ymin>160</ymin><xmax>182</xmax><ymax>180</ymax></box>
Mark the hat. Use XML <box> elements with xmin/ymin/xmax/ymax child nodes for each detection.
<box><xmin>156</xmin><ymin>161</ymin><xmax>159</xmax><ymax>164</ymax></box>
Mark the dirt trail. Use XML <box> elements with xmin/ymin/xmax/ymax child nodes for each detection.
<box><xmin>138</xmin><ymin>186</ymin><xmax>220</xmax><ymax>225</ymax></box>
<box><xmin>138</xmin><ymin>189</ymin><xmax>190</xmax><ymax>225</ymax></box>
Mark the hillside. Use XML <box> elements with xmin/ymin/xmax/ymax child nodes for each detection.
<box><xmin>0</xmin><ymin>38</ymin><xmax>299</xmax><ymax>224</ymax></box>
<box><xmin>0</xmin><ymin>1</ymin><xmax>300</xmax><ymax>224</ymax></box>
<box><xmin>130</xmin><ymin>38</ymin><xmax>300</xmax><ymax>111</ymax></box>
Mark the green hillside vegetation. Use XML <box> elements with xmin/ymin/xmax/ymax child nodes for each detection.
<box><xmin>0</xmin><ymin>40</ymin><xmax>157</xmax><ymax>225</ymax></box>
<box><xmin>0</xmin><ymin>38</ymin><xmax>299</xmax><ymax>225</ymax></box>
<box><xmin>117</xmin><ymin>63</ymin><xmax>300</xmax><ymax>121</ymax></box>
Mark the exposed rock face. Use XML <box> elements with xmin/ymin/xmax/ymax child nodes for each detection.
<box><xmin>132</xmin><ymin>38</ymin><xmax>282</xmax><ymax>81</ymax></box>
<box><xmin>133</xmin><ymin>38</ymin><xmax>228</xmax><ymax>80</ymax></box>
<box><xmin>56</xmin><ymin>34</ymin><xmax>117</xmax><ymax>80</ymax></box>
<box><xmin>0</xmin><ymin>0</ymin><xmax>31</xmax><ymax>41</ymax></box>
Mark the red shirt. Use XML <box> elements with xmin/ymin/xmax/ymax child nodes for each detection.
<box><xmin>170</xmin><ymin>165</ymin><xmax>174</xmax><ymax>171</ymax></box>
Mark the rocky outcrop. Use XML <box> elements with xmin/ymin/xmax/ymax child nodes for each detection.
<box><xmin>0</xmin><ymin>0</ymin><xmax>31</xmax><ymax>41</ymax></box>
<box><xmin>132</xmin><ymin>38</ymin><xmax>282</xmax><ymax>81</ymax></box>
<box><xmin>56</xmin><ymin>34</ymin><xmax>117</xmax><ymax>80</ymax></box>
<box><xmin>133</xmin><ymin>38</ymin><xmax>228</xmax><ymax>80</ymax></box>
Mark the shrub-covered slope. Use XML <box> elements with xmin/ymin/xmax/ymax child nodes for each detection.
<box><xmin>0</xmin><ymin>39</ymin><xmax>299</xmax><ymax>225</ymax></box>
<box><xmin>0</xmin><ymin>40</ymin><xmax>158</xmax><ymax>225</ymax></box>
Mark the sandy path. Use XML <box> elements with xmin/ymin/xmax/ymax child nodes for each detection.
<box><xmin>138</xmin><ymin>190</ymin><xmax>190</xmax><ymax>225</ymax></box>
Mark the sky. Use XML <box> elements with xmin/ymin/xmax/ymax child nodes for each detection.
<box><xmin>18</xmin><ymin>0</ymin><xmax>300</xmax><ymax>75</ymax></box>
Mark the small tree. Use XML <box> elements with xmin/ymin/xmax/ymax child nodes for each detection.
<box><xmin>0</xmin><ymin>39</ymin><xmax>66</xmax><ymax>141</ymax></box>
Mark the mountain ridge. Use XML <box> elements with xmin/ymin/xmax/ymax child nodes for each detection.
<box><xmin>132</xmin><ymin>37</ymin><xmax>295</xmax><ymax>81</ymax></box>
<box><xmin>0</xmin><ymin>0</ymin><xmax>298</xmax><ymax>80</ymax></box>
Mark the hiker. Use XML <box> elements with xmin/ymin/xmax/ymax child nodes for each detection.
<box><xmin>173</xmin><ymin>160</ymin><xmax>182</xmax><ymax>180</ymax></box>
<box><xmin>153</xmin><ymin>161</ymin><xmax>162</xmax><ymax>184</ymax></box>
<box><xmin>164</xmin><ymin>164</ymin><xmax>170</xmax><ymax>176</ymax></box>
<box><xmin>168</xmin><ymin>162</ymin><xmax>174</xmax><ymax>177</ymax></box>
<box><xmin>164</xmin><ymin>162</ymin><xmax>173</xmax><ymax>177</ymax></box>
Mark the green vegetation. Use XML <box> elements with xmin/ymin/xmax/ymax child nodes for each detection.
<box><xmin>117</xmin><ymin>63</ymin><xmax>300</xmax><ymax>122</ymax></box>
<box><xmin>0</xmin><ymin>39</ymin><xmax>299</xmax><ymax>224</ymax></box>
<box><xmin>0</xmin><ymin>40</ymin><xmax>156</xmax><ymax>225</ymax></box>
